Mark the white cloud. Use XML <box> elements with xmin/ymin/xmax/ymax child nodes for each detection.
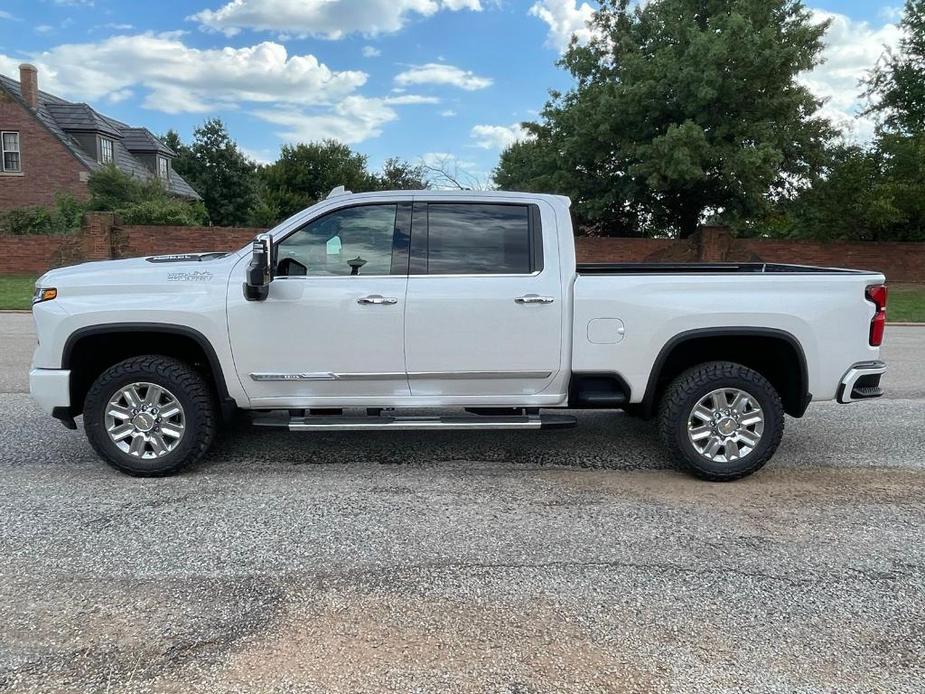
<box><xmin>362</xmin><ymin>45</ymin><xmax>381</xmax><ymax>58</ymax></box>
<box><xmin>0</xmin><ymin>10</ymin><xmax>16</xmax><ymax>20</ymax></box>
<box><xmin>470</xmin><ymin>122</ymin><xmax>531</xmax><ymax>149</ymax></box>
<box><xmin>192</xmin><ymin>0</ymin><xmax>482</xmax><ymax>40</ymax></box>
<box><xmin>35</xmin><ymin>25</ymin><xmax>54</xmax><ymax>34</ymax></box>
<box><xmin>800</xmin><ymin>10</ymin><xmax>902</xmax><ymax>141</ymax></box>
<box><xmin>440</xmin><ymin>109</ymin><xmax>457</xmax><ymax>117</ymax></box>
<box><xmin>0</xmin><ymin>34</ymin><xmax>367</xmax><ymax>114</ymax></box>
<box><xmin>99</xmin><ymin>22</ymin><xmax>135</xmax><ymax>31</ymax></box>
<box><xmin>383</xmin><ymin>94</ymin><xmax>440</xmax><ymax>105</ymax></box>
<box><xmin>254</xmin><ymin>96</ymin><xmax>399</xmax><ymax>144</ymax></box>
<box><xmin>529</xmin><ymin>0</ymin><xmax>595</xmax><ymax>53</ymax></box>
<box><xmin>254</xmin><ymin>93</ymin><xmax>435</xmax><ymax>144</ymax></box>
<box><xmin>878</xmin><ymin>6</ymin><xmax>904</xmax><ymax>23</ymax></box>
<box><xmin>395</xmin><ymin>63</ymin><xmax>492</xmax><ymax>90</ymax></box>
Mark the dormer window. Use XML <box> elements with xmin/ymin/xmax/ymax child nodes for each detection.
<box><xmin>157</xmin><ymin>155</ymin><xmax>169</xmax><ymax>180</ymax></box>
<box><xmin>99</xmin><ymin>137</ymin><xmax>114</xmax><ymax>165</ymax></box>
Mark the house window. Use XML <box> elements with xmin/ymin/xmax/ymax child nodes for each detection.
<box><xmin>157</xmin><ymin>156</ymin><xmax>169</xmax><ymax>180</ymax></box>
<box><xmin>1</xmin><ymin>132</ymin><xmax>21</xmax><ymax>173</ymax></box>
<box><xmin>99</xmin><ymin>137</ymin><xmax>114</xmax><ymax>164</ymax></box>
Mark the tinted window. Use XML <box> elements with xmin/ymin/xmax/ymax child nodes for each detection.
<box><xmin>277</xmin><ymin>204</ymin><xmax>397</xmax><ymax>276</ymax></box>
<box><xmin>426</xmin><ymin>204</ymin><xmax>532</xmax><ymax>275</ymax></box>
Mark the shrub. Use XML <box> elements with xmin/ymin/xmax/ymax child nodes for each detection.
<box><xmin>88</xmin><ymin>165</ymin><xmax>208</xmax><ymax>226</ymax></box>
<box><xmin>0</xmin><ymin>194</ymin><xmax>85</xmax><ymax>235</ymax></box>
<box><xmin>117</xmin><ymin>199</ymin><xmax>208</xmax><ymax>226</ymax></box>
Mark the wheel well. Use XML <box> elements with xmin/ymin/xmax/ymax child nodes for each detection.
<box><xmin>63</xmin><ymin>327</ymin><xmax>228</xmax><ymax>417</ymax></box>
<box><xmin>643</xmin><ymin>331</ymin><xmax>809</xmax><ymax>418</ymax></box>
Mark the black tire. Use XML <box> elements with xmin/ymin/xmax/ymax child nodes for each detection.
<box><xmin>83</xmin><ymin>355</ymin><xmax>216</xmax><ymax>477</ymax></box>
<box><xmin>657</xmin><ymin>361</ymin><xmax>784</xmax><ymax>481</ymax></box>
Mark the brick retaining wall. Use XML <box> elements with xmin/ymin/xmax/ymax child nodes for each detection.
<box><xmin>0</xmin><ymin>213</ymin><xmax>922</xmax><ymax>282</ymax></box>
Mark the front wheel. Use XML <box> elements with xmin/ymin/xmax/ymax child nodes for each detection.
<box><xmin>657</xmin><ymin>361</ymin><xmax>785</xmax><ymax>481</ymax></box>
<box><xmin>83</xmin><ymin>356</ymin><xmax>216</xmax><ymax>476</ymax></box>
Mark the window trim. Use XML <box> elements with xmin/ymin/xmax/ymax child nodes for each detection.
<box><xmin>273</xmin><ymin>201</ymin><xmax>411</xmax><ymax>279</ymax></box>
<box><xmin>1</xmin><ymin>131</ymin><xmax>21</xmax><ymax>173</ymax></box>
<box><xmin>409</xmin><ymin>201</ymin><xmax>544</xmax><ymax>277</ymax></box>
<box><xmin>99</xmin><ymin>136</ymin><xmax>114</xmax><ymax>165</ymax></box>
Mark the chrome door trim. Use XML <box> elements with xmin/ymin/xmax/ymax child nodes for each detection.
<box><xmin>408</xmin><ymin>370</ymin><xmax>553</xmax><ymax>380</ymax></box>
<box><xmin>250</xmin><ymin>370</ymin><xmax>552</xmax><ymax>382</ymax></box>
<box><xmin>250</xmin><ymin>372</ymin><xmax>405</xmax><ymax>382</ymax></box>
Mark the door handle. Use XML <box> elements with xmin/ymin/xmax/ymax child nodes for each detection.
<box><xmin>358</xmin><ymin>295</ymin><xmax>398</xmax><ymax>305</ymax></box>
<box><xmin>515</xmin><ymin>294</ymin><xmax>555</xmax><ymax>305</ymax></box>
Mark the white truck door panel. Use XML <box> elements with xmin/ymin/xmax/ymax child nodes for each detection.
<box><xmin>404</xmin><ymin>200</ymin><xmax>563</xmax><ymax>398</ymax></box>
<box><xmin>226</xmin><ymin>202</ymin><xmax>411</xmax><ymax>405</ymax></box>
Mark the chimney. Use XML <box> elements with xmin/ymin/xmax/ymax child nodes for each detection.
<box><xmin>19</xmin><ymin>64</ymin><xmax>38</xmax><ymax>110</ymax></box>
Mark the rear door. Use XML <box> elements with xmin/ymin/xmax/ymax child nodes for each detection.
<box><xmin>403</xmin><ymin>200</ymin><xmax>563</xmax><ymax>399</ymax></box>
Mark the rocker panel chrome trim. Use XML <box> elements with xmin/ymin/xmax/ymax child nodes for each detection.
<box><xmin>249</xmin><ymin>370</ymin><xmax>553</xmax><ymax>382</ymax></box>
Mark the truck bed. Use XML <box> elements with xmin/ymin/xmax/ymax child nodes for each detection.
<box><xmin>576</xmin><ymin>262</ymin><xmax>870</xmax><ymax>275</ymax></box>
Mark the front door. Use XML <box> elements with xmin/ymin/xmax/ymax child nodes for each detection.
<box><xmin>403</xmin><ymin>200</ymin><xmax>564</xmax><ymax>400</ymax></box>
<box><xmin>227</xmin><ymin>202</ymin><xmax>411</xmax><ymax>408</ymax></box>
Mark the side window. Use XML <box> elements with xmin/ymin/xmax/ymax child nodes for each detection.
<box><xmin>425</xmin><ymin>203</ymin><xmax>534</xmax><ymax>275</ymax></box>
<box><xmin>2</xmin><ymin>132</ymin><xmax>21</xmax><ymax>173</ymax></box>
<box><xmin>276</xmin><ymin>204</ymin><xmax>398</xmax><ymax>277</ymax></box>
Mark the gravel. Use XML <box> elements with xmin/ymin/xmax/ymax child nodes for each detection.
<box><xmin>0</xmin><ymin>316</ymin><xmax>923</xmax><ymax>692</ymax></box>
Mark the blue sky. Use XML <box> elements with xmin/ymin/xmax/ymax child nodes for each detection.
<box><xmin>0</xmin><ymin>1</ymin><xmax>907</xmax><ymax>181</ymax></box>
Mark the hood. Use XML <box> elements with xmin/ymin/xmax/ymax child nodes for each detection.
<box><xmin>37</xmin><ymin>253</ymin><xmax>235</xmax><ymax>290</ymax></box>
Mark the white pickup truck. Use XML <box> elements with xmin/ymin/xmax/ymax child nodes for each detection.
<box><xmin>29</xmin><ymin>188</ymin><xmax>888</xmax><ymax>480</ymax></box>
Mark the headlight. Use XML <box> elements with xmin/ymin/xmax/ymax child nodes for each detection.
<box><xmin>33</xmin><ymin>287</ymin><xmax>57</xmax><ymax>304</ymax></box>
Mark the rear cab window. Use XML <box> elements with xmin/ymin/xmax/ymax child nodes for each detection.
<box><xmin>411</xmin><ymin>202</ymin><xmax>543</xmax><ymax>275</ymax></box>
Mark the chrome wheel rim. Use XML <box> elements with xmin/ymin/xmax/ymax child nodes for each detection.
<box><xmin>104</xmin><ymin>382</ymin><xmax>185</xmax><ymax>459</ymax></box>
<box><xmin>687</xmin><ymin>388</ymin><xmax>764</xmax><ymax>463</ymax></box>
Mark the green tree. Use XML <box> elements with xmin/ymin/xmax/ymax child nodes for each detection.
<box><xmin>864</xmin><ymin>0</ymin><xmax>925</xmax><ymax>135</ymax></box>
<box><xmin>495</xmin><ymin>0</ymin><xmax>835</xmax><ymax>237</ymax></box>
<box><xmin>257</xmin><ymin>140</ymin><xmax>377</xmax><ymax>221</ymax></box>
<box><xmin>375</xmin><ymin>157</ymin><xmax>428</xmax><ymax>190</ymax></box>
<box><xmin>768</xmin><ymin>1</ymin><xmax>925</xmax><ymax>242</ymax></box>
<box><xmin>165</xmin><ymin>120</ymin><xmax>257</xmax><ymax>226</ymax></box>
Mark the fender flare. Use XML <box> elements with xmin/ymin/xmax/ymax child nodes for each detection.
<box><xmin>62</xmin><ymin>322</ymin><xmax>234</xmax><ymax>408</ymax></box>
<box><xmin>639</xmin><ymin>326</ymin><xmax>810</xmax><ymax>417</ymax></box>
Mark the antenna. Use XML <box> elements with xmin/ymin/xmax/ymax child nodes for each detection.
<box><xmin>326</xmin><ymin>185</ymin><xmax>352</xmax><ymax>199</ymax></box>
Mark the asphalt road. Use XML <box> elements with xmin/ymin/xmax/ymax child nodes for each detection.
<box><xmin>0</xmin><ymin>313</ymin><xmax>923</xmax><ymax>693</ymax></box>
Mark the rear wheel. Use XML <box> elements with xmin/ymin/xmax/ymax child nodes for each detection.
<box><xmin>83</xmin><ymin>356</ymin><xmax>216</xmax><ymax>476</ymax></box>
<box><xmin>657</xmin><ymin>361</ymin><xmax>784</xmax><ymax>481</ymax></box>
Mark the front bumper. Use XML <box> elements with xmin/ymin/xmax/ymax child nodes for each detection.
<box><xmin>29</xmin><ymin>368</ymin><xmax>75</xmax><ymax>427</ymax></box>
<box><xmin>837</xmin><ymin>361</ymin><xmax>887</xmax><ymax>404</ymax></box>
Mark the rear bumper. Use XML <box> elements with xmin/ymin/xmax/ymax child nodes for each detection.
<box><xmin>837</xmin><ymin>361</ymin><xmax>886</xmax><ymax>404</ymax></box>
<box><xmin>29</xmin><ymin>368</ymin><xmax>71</xmax><ymax>415</ymax></box>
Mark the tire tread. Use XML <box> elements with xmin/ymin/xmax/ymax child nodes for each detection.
<box><xmin>83</xmin><ymin>355</ymin><xmax>216</xmax><ymax>476</ymax></box>
<box><xmin>657</xmin><ymin>361</ymin><xmax>784</xmax><ymax>481</ymax></box>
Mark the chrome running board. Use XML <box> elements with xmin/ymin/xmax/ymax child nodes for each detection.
<box><xmin>251</xmin><ymin>413</ymin><xmax>577</xmax><ymax>432</ymax></box>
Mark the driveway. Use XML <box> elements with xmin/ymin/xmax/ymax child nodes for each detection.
<box><xmin>0</xmin><ymin>313</ymin><xmax>923</xmax><ymax>693</ymax></box>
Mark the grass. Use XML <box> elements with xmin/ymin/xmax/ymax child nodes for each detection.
<box><xmin>0</xmin><ymin>275</ymin><xmax>36</xmax><ymax>310</ymax></box>
<box><xmin>0</xmin><ymin>273</ymin><xmax>922</xmax><ymax>321</ymax></box>
<box><xmin>889</xmin><ymin>284</ymin><xmax>925</xmax><ymax>323</ymax></box>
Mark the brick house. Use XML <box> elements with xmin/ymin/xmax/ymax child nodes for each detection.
<box><xmin>0</xmin><ymin>64</ymin><xmax>199</xmax><ymax>212</ymax></box>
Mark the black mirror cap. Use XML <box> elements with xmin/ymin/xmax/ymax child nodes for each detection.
<box><xmin>243</xmin><ymin>282</ymin><xmax>270</xmax><ymax>301</ymax></box>
<box><xmin>243</xmin><ymin>233</ymin><xmax>273</xmax><ymax>302</ymax></box>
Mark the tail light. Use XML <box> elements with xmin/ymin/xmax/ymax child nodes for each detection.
<box><xmin>866</xmin><ymin>284</ymin><xmax>887</xmax><ymax>346</ymax></box>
